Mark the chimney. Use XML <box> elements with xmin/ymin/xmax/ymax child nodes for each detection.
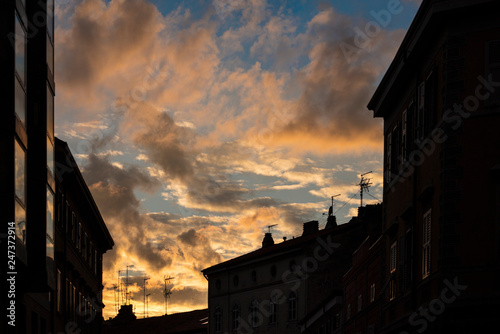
<box><xmin>262</xmin><ymin>232</ymin><xmax>274</xmax><ymax>248</ymax></box>
<box><xmin>302</xmin><ymin>220</ymin><xmax>319</xmax><ymax>236</ymax></box>
<box><xmin>325</xmin><ymin>215</ymin><xmax>337</xmax><ymax>229</ymax></box>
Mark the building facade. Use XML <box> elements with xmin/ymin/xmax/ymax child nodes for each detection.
<box><xmin>1</xmin><ymin>0</ymin><xmax>56</xmax><ymax>333</ymax></box>
<box><xmin>367</xmin><ymin>0</ymin><xmax>500</xmax><ymax>332</ymax></box>
<box><xmin>0</xmin><ymin>1</ymin><xmax>114</xmax><ymax>332</ymax></box>
<box><xmin>202</xmin><ymin>205</ymin><xmax>381</xmax><ymax>334</ymax></box>
<box><xmin>53</xmin><ymin>138</ymin><xmax>114</xmax><ymax>334</ymax></box>
<box><xmin>342</xmin><ymin>235</ymin><xmax>383</xmax><ymax>334</ymax></box>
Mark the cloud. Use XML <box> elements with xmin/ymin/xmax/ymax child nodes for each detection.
<box><xmin>242</xmin><ymin>7</ymin><xmax>405</xmax><ymax>155</ymax></box>
<box><xmin>177</xmin><ymin>229</ymin><xmax>222</xmax><ymax>274</ymax></box>
<box><xmin>55</xmin><ymin>0</ymin><xmax>408</xmax><ymax>319</ymax></box>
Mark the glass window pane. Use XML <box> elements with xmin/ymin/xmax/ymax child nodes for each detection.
<box><xmin>46</xmin><ymin>236</ymin><xmax>54</xmax><ymax>273</ymax></box>
<box><xmin>47</xmin><ymin>136</ymin><xmax>54</xmax><ymax>176</ymax></box>
<box><xmin>15</xmin><ymin>200</ymin><xmax>26</xmax><ymax>244</ymax></box>
<box><xmin>15</xmin><ymin>78</ymin><xmax>26</xmax><ymax>124</ymax></box>
<box><xmin>46</xmin><ymin>33</ymin><xmax>54</xmax><ymax>75</ymax></box>
<box><xmin>47</xmin><ymin>84</ymin><xmax>54</xmax><ymax>139</ymax></box>
<box><xmin>47</xmin><ymin>188</ymin><xmax>54</xmax><ymax>241</ymax></box>
<box><xmin>15</xmin><ymin>13</ymin><xmax>26</xmax><ymax>84</ymax></box>
<box><xmin>47</xmin><ymin>0</ymin><xmax>54</xmax><ymax>40</ymax></box>
<box><xmin>15</xmin><ymin>140</ymin><xmax>26</xmax><ymax>202</ymax></box>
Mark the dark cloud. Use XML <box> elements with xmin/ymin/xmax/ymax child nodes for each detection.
<box><xmin>83</xmin><ymin>153</ymin><xmax>171</xmax><ymax>271</ymax></box>
<box><xmin>269</xmin><ymin>8</ymin><xmax>405</xmax><ymax>153</ymax></box>
<box><xmin>177</xmin><ymin>229</ymin><xmax>199</xmax><ymax>247</ymax></box>
<box><xmin>57</xmin><ymin>0</ymin><xmax>161</xmax><ymax>91</ymax></box>
<box><xmin>177</xmin><ymin>229</ymin><xmax>222</xmax><ymax>273</ymax></box>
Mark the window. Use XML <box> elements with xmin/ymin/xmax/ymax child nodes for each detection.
<box><xmin>82</xmin><ymin>233</ymin><xmax>87</xmax><ymax>261</ymax></box>
<box><xmin>232</xmin><ymin>304</ymin><xmax>239</xmax><ymax>331</ymax></box>
<box><xmin>47</xmin><ymin>0</ymin><xmax>54</xmax><ymax>75</ymax></box>
<box><xmin>424</xmin><ymin>71</ymin><xmax>436</xmax><ymax>134</ymax></box>
<box><xmin>391</xmin><ymin>125</ymin><xmax>400</xmax><ymax>176</ymax></box>
<box><xmin>370</xmin><ymin>283</ymin><xmax>376</xmax><ymax>303</ymax></box>
<box><xmin>94</xmin><ymin>249</ymin><xmax>98</xmax><ymax>274</ymax></box>
<box><xmin>15</xmin><ymin>77</ymin><xmax>26</xmax><ymax>125</ymax></box>
<box><xmin>57</xmin><ymin>269</ymin><xmax>62</xmax><ymax>313</ymax></box>
<box><xmin>214</xmin><ymin>306</ymin><xmax>222</xmax><ymax>333</ymax></box>
<box><xmin>14</xmin><ymin>140</ymin><xmax>26</xmax><ymax>238</ymax></box>
<box><xmin>390</xmin><ymin>241</ymin><xmax>397</xmax><ymax>274</ymax></box>
<box><xmin>46</xmin><ymin>188</ymin><xmax>55</xmax><ymax>260</ymax></box>
<box><xmin>270</xmin><ymin>265</ymin><xmax>277</xmax><ymax>277</ymax></box>
<box><xmin>47</xmin><ymin>84</ymin><xmax>55</xmax><ymax>176</ymax></box>
<box><xmin>389</xmin><ymin>241</ymin><xmax>397</xmax><ymax>300</ymax></box>
<box><xmin>406</xmin><ymin>101</ymin><xmax>415</xmax><ymax>156</ymax></box>
<box><xmin>288</xmin><ymin>292</ymin><xmax>297</xmax><ymax>321</ymax></box>
<box><xmin>71</xmin><ymin>212</ymin><xmax>77</xmax><ymax>244</ymax></box>
<box><xmin>15</xmin><ymin>12</ymin><xmax>26</xmax><ymax>85</ymax></box>
<box><xmin>417</xmin><ymin>82</ymin><xmax>425</xmax><ymax>141</ymax></box>
<box><xmin>386</xmin><ymin>132</ymin><xmax>392</xmax><ymax>183</ymax></box>
<box><xmin>250</xmin><ymin>300</ymin><xmax>259</xmax><ymax>327</ymax></box>
<box><xmin>47</xmin><ymin>136</ymin><xmax>54</xmax><ymax>178</ymax></box>
<box><xmin>15</xmin><ymin>140</ymin><xmax>26</xmax><ymax>202</ymax></box>
<box><xmin>347</xmin><ymin>304</ymin><xmax>351</xmax><ymax>320</ymax></box>
<box><xmin>403</xmin><ymin>228</ymin><xmax>413</xmax><ymax>291</ymax></box>
<box><xmin>422</xmin><ymin>209</ymin><xmax>432</xmax><ymax>279</ymax></box>
<box><xmin>77</xmin><ymin>222</ymin><xmax>82</xmax><ymax>250</ymax></box>
<box><xmin>89</xmin><ymin>242</ymin><xmax>93</xmax><ymax>268</ymax></box>
<box><xmin>269</xmin><ymin>299</ymin><xmax>277</xmax><ymax>324</ymax></box>
<box><xmin>251</xmin><ymin>270</ymin><xmax>257</xmax><ymax>282</ymax></box>
<box><xmin>46</xmin><ymin>32</ymin><xmax>54</xmax><ymax>76</ymax></box>
<box><xmin>15</xmin><ymin>200</ymin><xmax>26</xmax><ymax>244</ymax></box>
<box><xmin>358</xmin><ymin>294</ymin><xmax>362</xmax><ymax>312</ymax></box>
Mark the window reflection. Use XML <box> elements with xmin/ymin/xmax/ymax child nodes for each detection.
<box><xmin>15</xmin><ymin>77</ymin><xmax>26</xmax><ymax>125</ymax></box>
<box><xmin>15</xmin><ymin>13</ymin><xmax>26</xmax><ymax>84</ymax></box>
<box><xmin>47</xmin><ymin>188</ymin><xmax>54</xmax><ymax>241</ymax></box>
<box><xmin>47</xmin><ymin>84</ymin><xmax>54</xmax><ymax>139</ymax></box>
<box><xmin>15</xmin><ymin>140</ymin><xmax>25</xmax><ymax>202</ymax></box>
<box><xmin>47</xmin><ymin>0</ymin><xmax>54</xmax><ymax>40</ymax></box>
<box><xmin>47</xmin><ymin>136</ymin><xmax>54</xmax><ymax>176</ymax></box>
<box><xmin>15</xmin><ymin>200</ymin><xmax>26</xmax><ymax>244</ymax></box>
<box><xmin>46</xmin><ymin>33</ymin><xmax>54</xmax><ymax>75</ymax></box>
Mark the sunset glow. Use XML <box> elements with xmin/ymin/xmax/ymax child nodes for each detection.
<box><xmin>54</xmin><ymin>0</ymin><xmax>421</xmax><ymax>320</ymax></box>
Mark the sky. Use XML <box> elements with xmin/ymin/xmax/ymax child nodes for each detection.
<box><xmin>54</xmin><ymin>0</ymin><xmax>421</xmax><ymax>319</ymax></box>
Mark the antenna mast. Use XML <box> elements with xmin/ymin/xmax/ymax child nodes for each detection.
<box><xmin>267</xmin><ymin>224</ymin><xmax>277</xmax><ymax>233</ymax></box>
<box><xmin>163</xmin><ymin>275</ymin><xmax>175</xmax><ymax>315</ymax></box>
<box><xmin>143</xmin><ymin>276</ymin><xmax>150</xmax><ymax>318</ymax></box>
<box><xmin>359</xmin><ymin>171</ymin><xmax>373</xmax><ymax>207</ymax></box>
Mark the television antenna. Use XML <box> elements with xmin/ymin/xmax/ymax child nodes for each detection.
<box><xmin>143</xmin><ymin>276</ymin><xmax>150</xmax><ymax>319</ymax></box>
<box><xmin>267</xmin><ymin>224</ymin><xmax>277</xmax><ymax>233</ymax></box>
<box><xmin>325</xmin><ymin>194</ymin><xmax>341</xmax><ymax>216</ymax></box>
<box><xmin>163</xmin><ymin>275</ymin><xmax>175</xmax><ymax>315</ymax></box>
<box><xmin>359</xmin><ymin>171</ymin><xmax>373</xmax><ymax>207</ymax></box>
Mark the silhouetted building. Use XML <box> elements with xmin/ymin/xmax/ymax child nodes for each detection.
<box><xmin>202</xmin><ymin>205</ymin><xmax>381</xmax><ymax>334</ymax></box>
<box><xmin>53</xmin><ymin>138</ymin><xmax>114</xmax><ymax>334</ymax></box>
<box><xmin>367</xmin><ymin>0</ymin><xmax>500</xmax><ymax>332</ymax></box>
<box><xmin>342</xmin><ymin>234</ymin><xmax>383</xmax><ymax>334</ymax></box>
<box><xmin>1</xmin><ymin>1</ymin><xmax>56</xmax><ymax>333</ymax></box>
<box><xmin>102</xmin><ymin>308</ymin><xmax>208</xmax><ymax>334</ymax></box>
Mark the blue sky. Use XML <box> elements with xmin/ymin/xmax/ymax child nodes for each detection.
<box><xmin>55</xmin><ymin>0</ymin><xmax>420</xmax><ymax>318</ymax></box>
